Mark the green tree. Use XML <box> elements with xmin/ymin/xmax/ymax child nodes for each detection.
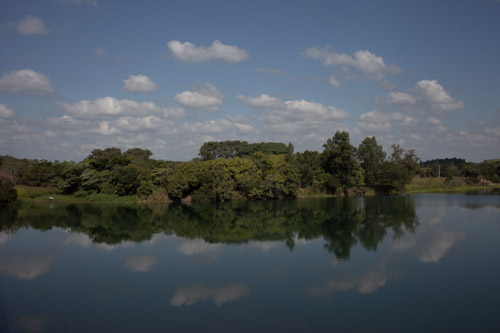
<box><xmin>0</xmin><ymin>171</ymin><xmax>17</xmax><ymax>205</ymax></box>
<box><xmin>357</xmin><ymin>136</ymin><xmax>386</xmax><ymax>187</ymax></box>
<box><xmin>321</xmin><ymin>131</ymin><xmax>362</xmax><ymax>195</ymax></box>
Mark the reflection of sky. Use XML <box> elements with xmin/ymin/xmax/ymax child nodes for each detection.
<box><xmin>0</xmin><ymin>231</ymin><xmax>12</xmax><ymax>245</ymax></box>
<box><xmin>176</xmin><ymin>239</ymin><xmax>223</xmax><ymax>262</ymax></box>
<box><xmin>125</xmin><ymin>255</ymin><xmax>157</xmax><ymax>272</ymax></box>
<box><xmin>417</xmin><ymin>229</ymin><xmax>464</xmax><ymax>263</ymax></box>
<box><xmin>170</xmin><ymin>284</ymin><xmax>250</xmax><ymax>306</ymax></box>
<box><xmin>0</xmin><ymin>254</ymin><xmax>54</xmax><ymax>280</ymax></box>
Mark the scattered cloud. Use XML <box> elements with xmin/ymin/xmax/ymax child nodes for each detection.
<box><xmin>170</xmin><ymin>284</ymin><xmax>250</xmax><ymax>306</ymax></box>
<box><xmin>175</xmin><ymin>82</ymin><xmax>224</xmax><ymax>110</ymax></box>
<box><xmin>17</xmin><ymin>15</ymin><xmax>50</xmax><ymax>35</ymax></box>
<box><xmin>59</xmin><ymin>97</ymin><xmax>182</xmax><ymax>119</ymax></box>
<box><xmin>302</xmin><ymin>46</ymin><xmax>403</xmax><ymax>86</ymax></box>
<box><xmin>91</xmin><ymin>121</ymin><xmax>119</xmax><ymax>135</ymax></box>
<box><xmin>0</xmin><ymin>104</ymin><xmax>15</xmax><ymax>118</ymax></box>
<box><xmin>412</xmin><ymin>80</ymin><xmax>464</xmax><ymax>113</ymax></box>
<box><xmin>387</xmin><ymin>92</ymin><xmax>416</xmax><ymax>104</ymax></box>
<box><xmin>122</xmin><ymin>74</ymin><xmax>158</xmax><ymax>93</ymax></box>
<box><xmin>0</xmin><ymin>69</ymin><xmax>55</xmax><ymax>95</ymax></box>
<box><xmin>236</xmin><ymin>93</ymin><xmax>282</xmax><ymax>109</ymax></box>
<box><xmin>168</xmin><ymin>39</ymin><xmax>249</xmax><ymax>63</ymax></box>
<box><xmin>329</xmin><ymin>74</ymin><xmax>340</xmax><ymax>89</ymax></box>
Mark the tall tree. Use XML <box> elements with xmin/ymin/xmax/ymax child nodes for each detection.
<box><xmin>321</xmin><ymin>131</ymin><xmax>362</xmax><ymax>195</ymax></box>
<box><xmin>357</xmin><ymin>136</ymin><xmax>386</xmax><ymax>187</ymax></box>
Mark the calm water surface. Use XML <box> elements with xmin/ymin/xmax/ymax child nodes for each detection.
<box><xmin>1</xmin><ymin>194</ymin><xmax>499</xmax><ymax>332</ymax></box>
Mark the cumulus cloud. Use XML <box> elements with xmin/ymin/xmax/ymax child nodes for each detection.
<box><xmin>302</xmin><ymin>47</ymin><xmax>403</xmax><ymax>84</ymax></box>
<box><xmin>236</xmin><ymin>94</ymin><xmax>282</xmax><ymax>109</ymax></box>
<box><xmin>122</xmin><ymin>74</ymin><xmax>158</xmax><ymax>93</ymax></box>
<box><xmin>168</xmin><ymin>40</ymin><xmax>249</xmax><ymax>63</ymax></box>
<box><xmin>0</xmin><ymin>69</ymin><xmax>55</xmax><ymax>95</ymax></box>
<box><xmin>92</xmin><ymin>121</ymin><xmax>119</xmax><ymax>135</ymax></box>
<box><xmin>357</xmin><ymin>110</ymin><xmax>418</xmax><ymax>134</ymax></box>
<box><xmin>170</xmin><ymin>285</ymin><xmax>250</xmax><ymax>306</ymax></box>
<box><xmin>412</xmin><ymin>80</ymin><xmax>464</xmax><ymax>112</ymax></box>
<box><xmin>17</xmin><ymin>15</ymin><xmax>50</xmax><ymax>35</ymax></box>
<box><xmin>125</xmin><ymin>255</ymin><xmax>157</xmax><ymax>272</ymax></box>
<box><xmin>0</xmin><ymin>104</ymin><xmax>15</xmax><ymax>118</ymax></box>
<box><xmin>59</xmin><ymin>97</ymin><xmax>178</xmax><ymax>119</ymax></box>
<box><xmin>238</xmin><ymin>94</ymin><xmax>349</xmax><ymax>122</ymax></box>
<box><xmin>175</xmin><ymin>83</ymin><xmax>223</xmax><ymax>110</ymax></box>
<box><xmin>387</xmin><ymin>92</ymin><xmax>416</xmax><ymax>104</ymax></box>
<box><xmin>426</xmin><ymin>116</ymin><xmax>442</xmax><ymax>125</ymax></box>
<box><xmin>329</xmin><ymin>74</ymin><xmax>340</xmax><ymax>89</ymax></box>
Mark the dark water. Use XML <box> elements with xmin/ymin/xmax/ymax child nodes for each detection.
<box><xmin>1</xmin><ymin>194</ymin><xmax>499</xmax><ymax>332</ymax></box>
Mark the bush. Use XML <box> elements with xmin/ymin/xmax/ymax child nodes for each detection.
<box><xmin>0</xmin><ymin>171</ymin><xmax>17</xmax><ymax>205</ymax></box>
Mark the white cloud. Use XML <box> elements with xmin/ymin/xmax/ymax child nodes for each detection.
<box><xmin>168</xmin><ymin>40</ymin><xmax>249</xmax><ymax>63</ymax></box>
<box><xmin>357</xmin><ymin>110</ymin><xmax>418</xmax><ymax>133</ymax></box>
<box><xmin>175</xmin><ymin>83</ymin><xmax>223</xmax><ymax>110</ymax></box>
<box><xmin>125</xmin><ymin>255</ymin><xmax>156</xmax><ymax>272</ymax></box>
<box><xmin>184</xmin><ymin>119</ymin><xmax>235</xmax><ymax>135</ymax></box>
<box><xmin>162</xmin><ymin>106</ymin><xmax>186</xmax><ymax>118</ymax></box>
<box><xmin>0</xmin><ymin>69</ymin><xmax>55</xmax><ymax>95</ymax></box>
<box><xmin>0</xmin><ymin>104</ymin><xmax>15</xmax><ymax>118</ymax></box>
<box><xmin>236</xmin><ymin>94</ymin><xmax>282</xmax><ymax>109</ymax></box>
<box><xmin>234</xmin><ymin>122</ymin><xmax>253</xmax><ymax>134</ymax></box>
<box><xmin>17</xmin><ymin>15</ymin><xmax>50</xmax><ymax>35</ymax></box>
<box><xmin>426</xmin><ymin>116</ymin><xmax>442</xmax><ymax>125</ymax></box>
<box><xmin>357</xmin><ymin>110</ymin><xmax>392</xmax><ymax>133</ymax></box>
<box><xmin>302</xmin><ymin>47</ymin><xmax>403</xmax><ymax>84</ymax></box>
<box><xmin>60</xmin><ymin>97</ymin><xmax>164</xmax><ymax>118</ymax></box>
<box><xmin>238</xmin><ymin>94</ymin><xmax>349</xmax><ymax>122</ymax></box>
<box><xmin>387</xmin><ymin>92</ymin><xmax>416</xmax><ymax>104</ymax></box>
<box><xmin>92</xmin><ymin>121</ymin><xmax>119</xmax><ymax>135</ymax></box>
<box><xmin>329</xmin><ymin>74</ymin><xmax>340</xmax><ymax>89</ymax></box>
<box><xmin>122</xmin><ymin>74</ymin><xmax>158</xmax><ymax>93</ymax></box>
<box><xmin>114</xmin><ymin>115</ymin><xmax>173</xmax><ymax>132</ymax></box>
<box><xmin>285</xmin><ymin>99</ymin><xmax>349</xmax><ymax>120</ymax></box>
<box><xmin>170</xmin><ymin>285</ymin><xmax>250</xmax><ymax>306</ymax></box>
<box><xmin>412</xmin><ymin>80</ymin><xmax>464</xmax><ymax>112</ymax></box>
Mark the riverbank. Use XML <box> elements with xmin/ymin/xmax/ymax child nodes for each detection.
<box><xmin>15</xmin><ymin>179</ymin><xmax>500</xmax><ymax>205</ymax></box>
<box><xmin>404</xmin><ymin>177</ymin><xmax>500</xmax><ymax>194</ymax></box>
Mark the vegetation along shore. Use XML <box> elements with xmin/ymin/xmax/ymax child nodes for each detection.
<box><xmin>1</xmin><ymin>131</ymin><xmax>499</xmax><ymax>206</ymax></box>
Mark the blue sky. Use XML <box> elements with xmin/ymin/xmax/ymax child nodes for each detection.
<box><xmin>1</xmin><ymin>0</ymin><xmax>499</xmax><ymax>162</ymax></box>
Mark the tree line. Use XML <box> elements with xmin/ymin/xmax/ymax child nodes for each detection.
<box><xmin>1</xmin><ymin>131</ymin><xmax>499</xmax><ymax>204</ymax></box>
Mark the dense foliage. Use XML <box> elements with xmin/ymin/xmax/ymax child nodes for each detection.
<box><xmin>1</xmin><ymin>131</ymin><xmax>498</xmax><ymax>202</ymax></box>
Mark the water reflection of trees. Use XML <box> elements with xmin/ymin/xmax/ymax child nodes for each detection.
<box><xmin>1</xmin><ymin>196</ymin><xmax>418</xmax><ymax>259</ymax></box>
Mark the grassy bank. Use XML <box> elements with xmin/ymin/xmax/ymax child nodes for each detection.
<box><xmin>405</xmin><ymin>177</ymin><xmax>500</xmax><ymax>194</ymax></box>
<box><xmin>16</xmin><ymin>185</ymin><xmax>140</xmax><ymax>204</ymax></box>
<box><xmin>15</xmin><ymin>179</ymin><xmax>500</xmax><ymax>205</ymax></box>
